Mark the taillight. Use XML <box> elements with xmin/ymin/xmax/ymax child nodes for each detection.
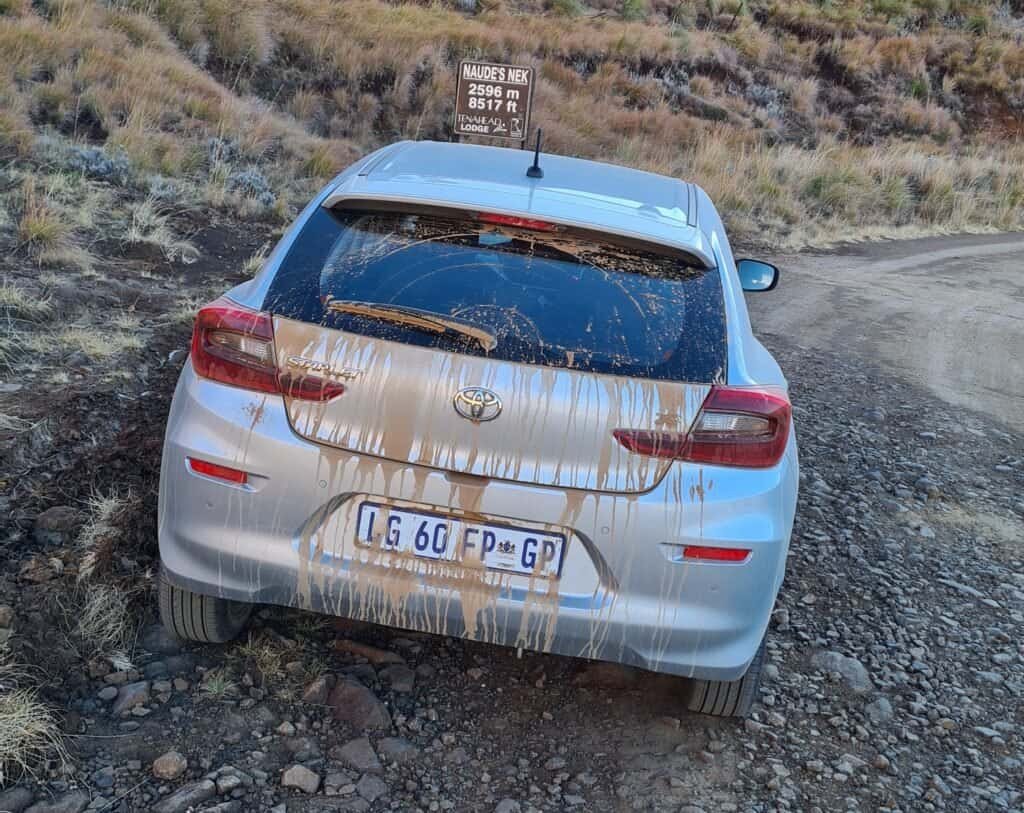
<box><xmin>191</xmin><ymin>297</ymin><xmax>278</xmax><ymax>393</ymax></box>
<box><xmin>613</xmin><ymin>386</ymin><xmax>791</xmax><ymax>469</ymax></box>
<box><xmin>191</xmin><ymin>297</ymin><xmax>344</xmax><ymax>401</ymax></box>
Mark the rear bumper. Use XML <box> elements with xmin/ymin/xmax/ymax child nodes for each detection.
<box><xmin>159</xmin><ymin>363</ymin><xmax>798</xmax><ymax>681</ymax></box>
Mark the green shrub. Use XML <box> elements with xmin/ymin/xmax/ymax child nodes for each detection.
<box><xmin>965</xmin><ymin>14</ymin><xmax>988</xmax><ymax>35</ymax></box>
<box><xmin>548</xmin><ymin>0</ymin><xmax>583</xmax><ymax>16</ymax></box>
<box><xmin>621</xmin><ymin>0</ymin><xmax>648</xmax><ymax>21</ymax></box>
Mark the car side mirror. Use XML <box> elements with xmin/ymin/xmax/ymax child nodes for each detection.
<box><xmin>737</xmin><ymin>259</ymin><xmax>779</xmax><ymax>292</ymax></box>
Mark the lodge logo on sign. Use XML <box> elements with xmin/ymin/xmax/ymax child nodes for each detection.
<box><xmin>453</xmin><ymin>60</ymin><xmax>534</xmax><ymax>141</ymax></box>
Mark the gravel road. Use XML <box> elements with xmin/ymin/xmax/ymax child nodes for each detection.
<box><xmin>1</xmin><ymin>234</ymin><xmax>1021</xmax><ymax>813</ymax></box>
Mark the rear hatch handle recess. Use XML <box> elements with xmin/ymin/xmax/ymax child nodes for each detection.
<box><xmin>325</xmin><ymin>299</ymin><xmax>498</xmax><ymax>352</ymax></box>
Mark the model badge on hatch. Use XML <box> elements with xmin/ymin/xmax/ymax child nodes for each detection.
<box><xmin>285</xmin><ymin>356</ymin><xmax>363</xmax><ymax>380</ymax></box>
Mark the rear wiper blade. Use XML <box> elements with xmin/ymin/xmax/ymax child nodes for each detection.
<box><xmin>325</xmin><ymin>299</ymin><xmax>497</xmax><ymax>352</ymax></box>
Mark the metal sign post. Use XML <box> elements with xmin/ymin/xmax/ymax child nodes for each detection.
<box><xmin>453</xmin><ymin>60</ymin><xmax>535</xmax><ymax>148</ymax></box>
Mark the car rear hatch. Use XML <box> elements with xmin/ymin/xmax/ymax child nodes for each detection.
<box><xmin>263</xmin><ymin>203</ymin><xmax>727</xmax><ymax>494</ymax></box>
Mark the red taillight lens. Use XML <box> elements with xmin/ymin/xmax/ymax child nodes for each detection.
<box><xmin>278</xmin><ymin>372</ymin><xmax>347</xmax><ymax>401</ymax></box>
<box><xmin>613</xmin><ymin>386</ymin><xmax>791</xmax><ymax>469</ymax></box>
<box><xmin>682</xmin><ymin>545</ymin><xmax>751</xmax><ymax>562</ymax></box>
<box><xmin>187</xmin><ymin>457</ymin><xmax>248</xmax><ymax>485</ymax></box>
<box><xmin>477</xmin><ymin>212</ymin><xmax>558</xmax><ymax>231</ymax></box>
<box><xmin>191</xmin><ymin>297</ymin><xmax>278</xmax><ymax>393</ymax></box>
<box><xmin>191</xmin><ymin>297</ymin><xmax>345</xmax><ymax>401</ymax></box>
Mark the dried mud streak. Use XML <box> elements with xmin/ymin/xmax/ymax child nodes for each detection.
<box><xmin>274</xmin><ymin>317</ymin><xmax>711</xmax><ymax>659</ymax></box>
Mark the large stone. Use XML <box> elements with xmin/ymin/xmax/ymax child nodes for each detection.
<box><xmin>495</xmin><ymin>801</ymin><xmax>522</xmax><ymax>813</ymax></box>
<box><xmin>328</xmin><ymin>677</ymin><xmax>391</xmax><ymax>730</ymax></box>
<box><xmin>152</xmin><ymin>750</ymin><xmax>188</xmax><ymax>780</ymax></box>
<box><xmin>302</xmin><ymin>673</ymin><xmax>336</xmax><ymax>705</ymax></box>
<box><xmin>378</xmin><ymin>663</ymin><xmax>415</xmax><ymax>693</ymax></box>
<box><xmin>281</xmin><ymin>764</ymin><xmax>320</xmax><ymax>794</ymax></box>
<box><xmin>356</xmin><ymin>774</ymin><xmax>388</xmax><ymax>802</ymax></box>
<box><xmin>333</xmin><ymin>640</ymin><xmax>404</xmax><ymax>665</ymax></box>
<box><xmin>864</xmin><ymin>696</ymin><xmax>894</xmax><ymax>725</ymax></box>
<box><xmin>377</xmin><ymin>736</ymin><xmax>419</xmax><ymax>765</ymax></box>
<box><xmin>571</xmin><ymin>662</ymin><xmax>640</xmax><ymax>689</ymax></box>
<box><xmin>332</xmin><ymin>737</ymin><xmax>382</xmax><ymax>773</ymax></box>
<box><xmin>0</xmin><ymin>786</ymin><xmax>34</xmax><ymax>813</ymax></box>
<box><xmin>32</xmin><ymin>506</ymin><xmax>81</xmax><ymax>546</ymax></box>
<box><xmin>153</xmin><ymin>780</ymin><xmax>216</xmax><ymax>813</ymax></box>
<box><xmin>810</xmin><ymin>651</ymin><xmax>874</xmax><ymax>695</ymax></box>
<box><xmin>24</xmin><ymin>790</ymin><xmax>89</xmax><ymax>813</ymax></box>
<box><xmin>111</xmin><ymin>681</ymin><xmax>151</xmax><ymax>716</ymax></box>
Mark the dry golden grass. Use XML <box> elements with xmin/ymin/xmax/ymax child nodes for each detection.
<box><xmin>243</xmin><ymin>242</ymin><xmax>271</xmax><ymax>276</ymax></box>
<box><xmin>0</xmin><ymin>688</ymin><xmax>67</xmax><ymax>784</ymax></box>
<box><xmin>0</xmin><ymin>280</ymin><xmax>51</xmax><ymax>321</ymax></box>
<box><xmin>76</xmin><ymin>492</ymin><xmax>137</xmax><ymax>581</ymax></box>
<box><xmin>16</xmin><ymin>179</ymin><xmax>69</xmax><ymax>257</ymax></box>
<box><xmin>1</xmin><ymin>0</ymin><xmax>1022</xmax><ymax>249</ymax></box>
<box><xmin>70</xmin><ymin>583</ymin><xmax>136</xmax><ymax>660</ymax></box>
<box><xmin>124</xmin><ymin>197</ymin><xmax>199</xmax><ymax>263</ymax></box>
<box><xmin>0</xmin><ymin>656</ymin><xmax>68</xmax><ymax>784</ymax></box>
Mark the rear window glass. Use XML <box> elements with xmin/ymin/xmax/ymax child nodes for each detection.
<box><xmin>263</xmin><ymin>206</ymin><xmax>727</xmax><ymax>383</ymax></box>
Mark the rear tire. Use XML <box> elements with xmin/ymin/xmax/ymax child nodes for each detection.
<box><xmin>158</xmin><ymin>568</ymin><xmax>252</xmax><ymax>644</ymax></box>
<box><xmin>686</xmin><ymin>636</ymin><xmax>766</xmax><ymax>718</ymax></box>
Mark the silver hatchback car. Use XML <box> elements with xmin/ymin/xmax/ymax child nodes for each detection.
<box><xmin>158</xmin><ymin>141</ymin><xmax>798</xmax><ymax>717</ymax></box>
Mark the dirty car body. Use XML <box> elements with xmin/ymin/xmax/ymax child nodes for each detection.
<box><xmin>158</xmin><ymin>141</ymin><xmax>798</xmax><ymax>692</ymax></box>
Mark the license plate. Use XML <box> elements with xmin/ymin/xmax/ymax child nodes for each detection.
<box><xmin>355</xmin><ymin>502</ymin><xmax>566</xmax><ymax>578</ymax></box>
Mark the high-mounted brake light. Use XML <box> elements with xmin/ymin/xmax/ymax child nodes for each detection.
<box><xmin>476</xmin><ymin>212</ymin><xmax>558</xmax><ymax>232</ymax></box>
<box><xmin>191</xmin><ymin>297</ymin><xmax>345</xmax><ymax>401</ymax></box>
<box><xmin>187</xmin><ymin>457</ymin><xmax>248</xmax><ymax>485</ymax></box>
<box><xmin>613</xmin><ymin>386</ymin><xmax>791</xmax><ymax>469</ymax></box>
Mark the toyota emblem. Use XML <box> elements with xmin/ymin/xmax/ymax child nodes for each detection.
<box><xmin>453</xmin><ymin>387</ymin><xmax>502</xmax><ymax>422</ymax></box>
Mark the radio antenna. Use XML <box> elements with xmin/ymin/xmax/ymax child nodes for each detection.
<box><xmin>526</xmin><ymin>129</ymin><xmax>544</xmax><ymax>179</ymax></box>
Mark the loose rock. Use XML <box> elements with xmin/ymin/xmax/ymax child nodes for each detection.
<box><xmin>153</xmin><ymin>780</ymin><xmax>216</xmax><ymax>813</ymax></box>
<box><xmin>327</xmin><ymin>677</ymin><xmax>391</xmax><ymax>730</ymax></box>
<box><xmin>332</xmin><ymin>737</ymin><xmax>383</xmax><ymax>774</ymax></box>
<box><xmin>111</xmin><ymin>681</ymin><xmax>151</xmax><ymax>716</ymax></box>
<box><xmin>152</xmin><ymin>750</ymin><xmax>188</xmax><ymax>780</ymax></box>
<box><xmin>281</xmin><ymin>764</ymin><xmax>320</xmax><ymax>794</ymax></box>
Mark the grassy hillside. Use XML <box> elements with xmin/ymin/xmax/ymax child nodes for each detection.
<box><xmin>1</xmin><ymin>0</ymin><xmax>1023</xmax><ymax>249</ymax></box>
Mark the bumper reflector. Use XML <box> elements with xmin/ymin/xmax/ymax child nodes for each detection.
<box><xmin>187</xmin><ymin>457</ymin><xmax>248</xmax><ymax>485</ymax></box>
<box><xmin>682</xmin><ymin>545</ymin><xmax>751</xmax><ymax>563</ymax></box>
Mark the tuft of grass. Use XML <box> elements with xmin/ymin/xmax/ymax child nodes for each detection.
<box><xmin>16</xmin><ymin>179</ymin><xmax>69</xmax><ymax>257</ymax></box>
<box><xmin>200</xmin><ymin>668</ymin><xmax>238</xmax><ymax>701</ymax></box>
<box><xmin>26</xmin><ymin>324</ymin><xmax>145</xmax><ymax>361</ymax></box>
<box><xmin>303</xmin><ymin>145</ymin><xmax>340</xmax><ymax>180</ymax></box>
<box><xmin>231</xmin><ymin>632</ymin><xmax>289</xmax><ymax>686</ymax></box>
<box><xmin>0</xmin><ymin>280</ymin><xmax>51</xmax><ymax>321</ymax></box>
<box><xmin>548</xmin><ymin>0</ymin><xmax>583</xmax><ymax>17</ymax></box>
<box><xmin>0</xmin><ymin>689</ymin><xmax>67</xmax><ymax>784</ymax></box>
<box><xmin>229</xmin><ymin>628</ymin><xmax>327</xmax><ymax>699</ymax></box>
<box><xmin>242</xmin><ymin>242</ymin><xmax>270</xmax><ymax>276</ymax></box>
<box><xmin>620</xmin><ymin>0</ymin><xmax>647</xmax><ymax>21</ymax></box>
<box><xmin>76</xmin><ymin>492</ymin><xmax>136</xmax><ymax>581</ymax></box>
<box><xmin>0</xmin><ymin>656</ymin><xmax>68</xmax><ymax>784</ymax></box>
<box><xmin>124</xmin><ymin>197</ymin><xmax>199</xmax><ymax>264</ymax></box>
<box><xmin>70</xmin><ymin>583</ymin><xmax>136</xmax><ymax>663</ymax></box>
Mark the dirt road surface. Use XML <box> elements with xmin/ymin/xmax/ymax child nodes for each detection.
<box><xmin>2</xmin><ymin>227</ymin><xmax>1021</xmax><ymax>813</ymax></box>
<box><xmin>755</xmin><ymin>233</ymin><xmax>1024</xmax><ymax>433</ymax></box>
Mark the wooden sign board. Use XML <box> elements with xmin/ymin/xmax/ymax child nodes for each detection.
<box><xmin>453</xmin><ymin>60</ymin><xmax>534</xmax><ymax>142</ymax></box>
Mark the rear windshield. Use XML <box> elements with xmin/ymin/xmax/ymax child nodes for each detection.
<box><xmin>263</xmin><ymin>206</ymin><xmax>727</xmax><ymax>383</ymax></box>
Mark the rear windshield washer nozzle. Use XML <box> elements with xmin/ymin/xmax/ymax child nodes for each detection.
<box><xmin>526</xmin><ymin>129</ymin><xmax>544</xmax><ymax>179</ymax></box>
